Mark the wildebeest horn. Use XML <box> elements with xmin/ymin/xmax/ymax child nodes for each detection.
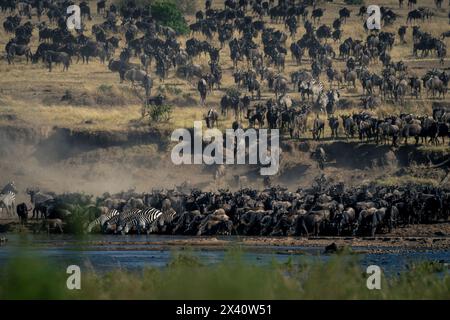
<box><xmin>430</xmin><ymin>158</ymin><xmax>450</xmax><ymax>168</ymax></box>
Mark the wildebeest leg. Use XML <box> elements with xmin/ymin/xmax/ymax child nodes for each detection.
<box><xmin>314</xmin><ymin>222</ymin><xmax>320</xmax><ymax>236</ymax></box>
<box><xmin>371</xmin><ymin>219</ymin><xmax>377</xmax><ymax>236</ymax></box>
<box><xmin>299</xmin><ymin>218</ymin><xmax>309</xmax><ymax>237</ymax></box>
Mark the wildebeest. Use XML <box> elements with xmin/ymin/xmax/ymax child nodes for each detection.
<box><xmin>5</xmin><ymin>42</ymin><xmax>31</xmax><ymax>64</ymax></box>
<box><xmin>124</xmin><ymin>69</ymin><xmax>153</xmax><ymax>97</ymax></box>
<box><xmin>312</xmin><ymin>115</ymin><xmax>325</xmax><ymax>140</ymax></box>
<box><xmin>26</xmin><ymin>188</ymin><xmax>54</xmax><ymax>220</ymax></box>
<box><xmin>16</xmin><ymin>202</ymin><xmax>30</xmax><ymax>224</ymax></box>
<box><xmin>205</xmin><ymin>108</ymin><xmax>219</xmax><ymax>128</ymax></box>
<box><xmin>197</xmin><ymin>77</ymin><xmax>208</xmax><ymax>105</ymax></box>
<box><xmin>44</xmin><ymin>50</ymin><xmax>71</xmax><ymax>72</ymax></box>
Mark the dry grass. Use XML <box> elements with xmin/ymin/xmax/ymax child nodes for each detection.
<box><xmin>0</xmin><ymin>1</ymin><xmax>448</xmax><ymax>139</ymax></box>
<box><xmin>375</xmin><ymin>175</ymin><xmax>441</xmax><ymax>187</ymax></box>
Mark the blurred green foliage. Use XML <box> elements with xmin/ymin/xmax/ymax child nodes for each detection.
<box><xmin>115</xmin><ymin>0</ymin><xmax>189</xmax><ymax>34</ymax></box>
<box><xmin>0</xmin><ymin>251</ymin><xmax>449</xmax><ymax>299</ymax></box>
<box><xmin>151</xmin><ymin>1</ymin><xmax>189</xmax><ymax>35</ymax></box>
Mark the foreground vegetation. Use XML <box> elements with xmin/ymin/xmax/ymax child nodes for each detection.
<box><xmin>0</xmin><ymin>251</ymin><xmax>448</xmax><ymax>299</ymax></box>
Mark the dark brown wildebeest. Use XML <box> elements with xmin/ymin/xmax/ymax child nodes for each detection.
<box><xmin>124</xmin><ymin>69</ymin><xmax>153</xmax><ymax>97</ymax></box>
<box><xmin>205</xmin><ymin>108</ymin><xmax>219</xmax><ymax>128</ymax></box>
<box><xmin>198</xmin><ymin>77</ymin><xmax>208</xmax><ymax>106</ymax></box>
<box><xmin>44</xmin><ymin>50</ymin><xmax>71</xmax><ymax>72</ymax></box>
<box><xmin>16</xmin><ymin>203</ymin><xmax>30</xmax><ymax>225</ymax></box>
<box><xmin>6</xmin><ymin>42</ymin><xmax>32</xmax><ymax>64</ymax></box>
<box><xmin>312</xmin><ymin>115</ymin><xmax>325</xmax><ymax>140</ymax></box>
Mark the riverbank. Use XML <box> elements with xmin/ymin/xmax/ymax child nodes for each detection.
<box><xmin>2</xmin><ymin>219</ymin><xmax>449</xmax><ymax>251</ymax></box>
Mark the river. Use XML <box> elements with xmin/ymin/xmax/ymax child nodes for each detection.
<box><xmin>0</xmin><ymin>234</ymin><xmax>449</xmax><ymax>275</ymax></box>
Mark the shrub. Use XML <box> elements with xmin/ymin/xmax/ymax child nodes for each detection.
<box><xmin>225</xmin><ymin>87</ymin><xmax>241</xmax><ymax>100</ymax></box>
<box><xmin>115</xmin><ymin>0</ymin><xmax>189</xmax><ymax>34</ymax></box>
<box><xmin>144</xmin><ymin>103</ymin><xmax>173</xmax><ymax>122</ymax></box>
<box><xmin>150</xmin><ymin>1</ymin><xmax>189</xmax><ymax>35</ymax></box>
<box><xmin>64</xmin><ymin>205</ymin><xmax>100</xmax><ymax>235</ymax></box>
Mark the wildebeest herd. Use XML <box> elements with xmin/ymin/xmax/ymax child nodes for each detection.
<box><xmin>1</xmin><ymin>2</ymin><xmax>449</xmax><ymax>236</ymax></box>
<box><xmin>2</xmin><ymin>0</ymin><xmax>450</xmax><ymax>141</ymax></box>
<box><xmin>3</xmin><ymin>179</ymin><xmax>449</xmax><ymax>236</ymax></box>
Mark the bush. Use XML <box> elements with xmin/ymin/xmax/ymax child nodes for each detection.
<box><xmin>115</xmin><ymin>0</ymin><xmax>189</xmax><ymax>34</ymax></box>
<box><xmin>144</xmin><ymin>103</ymin><xmax>173</xmax><ymax>122</ymax></box>
<box><xmin>150</xmin><ymin>1</ymin><xmax>189</xmax><ymax>35</ymax></box>
<box><xmin>64</xmin><ymin>205</ymin><xmax>100</xmax><ymax>235</ymax></box>
<box><xmin>225</xmin><ymin>87</ymin><xmax>241</xmax><ymax>100</ymax></box>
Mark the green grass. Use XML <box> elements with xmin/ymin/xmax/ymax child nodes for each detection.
<box><xmin>0</xmin><ymin>250</ymin><xmax>448</xmax><ymax>299</ymax></box>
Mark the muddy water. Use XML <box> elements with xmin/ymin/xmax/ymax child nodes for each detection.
<box><xmin>0</xmin><ymin>234</ymin><xmax>449</xmax><ymax>275</ymax></box>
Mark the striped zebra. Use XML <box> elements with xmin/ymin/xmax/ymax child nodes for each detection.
<box><xmin>86</xmin><ymin>209</ymin><xmax>120</xmax><ymax>233</ymax></box>
<box><xmin>148</xmin><ymin>209</ymin><xmax>178</xmax><ymax>234</ymax></box>
<box><xmin>118</xmin><ymin>207</ymin><xmax>162</xmax><ymax>235</ymax></box>
<box><xmin>1</xmin><ymin>181</ymin><xmax>17</xmax><ymax>194</ymax></box>
<box><xmin>115</xmin><ymin>209</ymin><xmax>146</xmax><ymax>234</ymax></box>
<box><xmin>311</xmin><ymin>79</ymin><xmax>324</xmax><ymax>99</ymax></box>
<box><xmin>299</xmin><ymin>79</ymin><xmax>324</xmax><ymax>101</ymax></box>
<box><xmin>104</xmin><ymin>209</ymin><xmax>138</xmax><ymax>233</ymax></box>
<box><xmin>0</xmin><ymin>191</ymin><xmax>16</xmax><ymax>217</ymax></box>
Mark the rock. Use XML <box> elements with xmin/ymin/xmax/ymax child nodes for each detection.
<box><xmin>383</xmin><ymin>151</ymin><xmax>398</xmax><ymax>166</ymax></box>
<box><xmin>324</xmin><ymin>242</ymin><xmax>339</xmax><ymax>254</ymax></box>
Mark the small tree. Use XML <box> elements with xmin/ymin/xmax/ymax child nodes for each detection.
<box><xmin>150</xmin><ymin>1</ymin><xmax>189</xmax><ymax>35</ymax></box>
<box><xmin>226</xmin><ymin>87</ymin><xmax>241</xmax><ymax>100</ymax></box>
<box><xmin>115</xmin><ymin>0</ymin><xmax>189</xmax><ymax>34</ymax></box>
<box><xmin>143</xmin><ymin>103</ymin><xmax>173</xmax><ymax>122</ymax></box>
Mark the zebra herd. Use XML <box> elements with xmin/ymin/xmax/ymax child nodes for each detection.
<box><xmin>86</xmin><ymin>206</ymin><xmax>177</xmax><ymax>235</ymax></box>
<box><xmin>0</xmin><ymin>182</ymin><xmax>17</xmax><ymax>217</ymax></box>
<box><xmin>0</xmin><ymin>182</ymin><xmax>176</xmax><ymax>235</ymax></box>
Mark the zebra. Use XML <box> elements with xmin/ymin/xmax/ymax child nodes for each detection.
<box><xmin>115</xmin><ymin>209</ymin><xmax>144</xmax><ymax>234</ymax></box>
<box><xmin>311</xmin><ymin>79</ymin><xmax>324</xmax><ymax>98</ymax></box>
<box><xmin>86</xmin><ymin>209</ymin><xmax>120</xmax><ymax>233</ymax></box>
<box><xmin>148</xmin><ymin>209</ymin><xmax>178</xmax><ymax>234</ymax></box>
<box><xmin>104</xmin><ymin>209</ymin><xmax>138</xmax><ymax>233</ymax></box>
<box><xmin>0</xmin><ymin>191</ymin><xmax>16</xmax><ymax>217</ymax></box>
<box><xmin>120</xmin><ymin>207</ymin><xmax>163</xmax><ymax>234</ymax></box>
<box><xmin>1</xmin><ymin>181</ymin><xmax>17</xmax><ymax>194</ymax></box>
<box><xmin>299</xmin><ymin>79</ymin><xmax>324</xmax><ymax>101</ymax></box>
